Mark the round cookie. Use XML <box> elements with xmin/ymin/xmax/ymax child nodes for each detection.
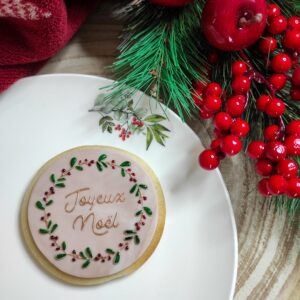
<box><xmin>21</xmin><ymin>146</ymin><xmax>165</xmax><ymax>285</ymax></box>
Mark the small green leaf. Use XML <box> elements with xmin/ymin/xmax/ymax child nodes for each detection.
<box><xmin>75</xmin><ymin>166</ymin><xmax>84</xmax><ymax>171</ymax></box>
<box><xmin>82</xmin><ymin>260</ymin><xmax>90</xmax><ymax>269</ymax></box>
<box><xmin>135</xmin><ymin>210</ymin><xmax>142</xmax><ymax>216</ymax></box>
<box><xmin>39</xmin><ymin>228</ymin><xmax>49</xmax><ymax>234</ymax></box>
<box><xmin>120</xmin><ymin>161</ymin><xmax>131</xmax><ymax>167</ymax></box>
<box><xmin>80</xmin><ymin>251</ymin><xmax>86</xmax><ymax>259</ymax></box>
<box><xmin>139</xmin><ymin>184</ymin><xmax>148</xmax><ymax>190</ymax></box>
<box><xmin>57</xmin><ymin>178</ymin><xmax>66</xmax><ymax>182</ymax></box>
<box><xmin>55</xmin><ymin>183</ymin><xmax>65</xmax><ymax>188</ymax></box>
<box><xmin>50</xmin><ymin>224</ymin><xmax>58</xmax><ymax>233</ymax></box>
<box><xmin>47</xmin><ymin>220</ymin><xmax>52</xmax><ymax>229</ymax></box>
<box><xmin>99</xmin><ymin>115</ymin><xmax>113</xmax><ymax>126</ymax></box>
<box><xmin>146</xmin><ymin>128</ymin><xmax>153</xmax><ymax>150</ymax></box>
<box><xmin>70</xmin><ymin>157</ymin><xmax>77</xmax><ymax>167</ymax></box>
<box><xmin>85</xmin><ymin>247</ymin><xmax>93</xmax><ymax>258</ymax></box>
<box><xmin>50</xmin><ymin>174</ymin><xmax>56</xmax><ymax>183</ymax></box>
<box><xmin>130</xmin><ymin>184</ymin><xmax>137</xmax><ymax>194</ymax></box>
<box><xmin>114</xmin><ymin>252</ymin><xmax>120</xmax><ymax>264</ymax></box>
<box><xmin>135</xmin><ymin>189</ymin><xmax>140</xmax><ymax>197</ymax></box>
<box><xmin>35</xmin><ymin>201</ymin><xmax>44</xmax><ymax>210</ymax></box>
<box><xmin>46</xmin><ymin>200</ymin><xmax>54</xmax><ymax>206</ymax></box>
<box><xmin>134</xmin><ymin>235</ymin><xmax>140</xmax><ymax>245</ymax></box>
<box><xmin>62</xmin><ymin>241</ymin><xmax>67</xmax><ymax>251</ymax></box>
<box><xmin>152</xmin><ymin>129</ymin><xmax>165</xmax><ymax>146</ymax></box>
<box><xmin>143</xmin><ymin>206</ymin><xmax>152</xmax><ymax>216</ymax></box>
<box><xmin>124</xmin><ymin>230</ymin><xmax>136</xmax><ymax>235</ymax></box>
<box><xmin>152</xmin><ymin>123</ymin><xmax>170</xmax><ymax>132</ymax></box>
<box><xmin>98</xmin><ymin>154</ymin><xmax>107</xmax><ymax>161</ymax></box>
<box><xmin>143</xmin><ymin>114</ymin><xmax>166</xmax><ymax>123</ymax></box>
<box><xmin>101</xmin><ymin>162</ymin><xmax>108</xmax><ymax>168</ymax></box>
<box><xmin>121</xmin><ymin>168</ymin><xmax>126</xmax><ymax>177</ymax></box>
<box><xmin>96</xmin><ymin>161</ymin><xmax>103</xmax><ymax>172</ymax></box>
<box><xmin>124</xmin><ymin>236</ymin><xmax>133</xmax><ymax>241</ymax></box>
<box><xmin>55</xmin><ymin>253</ymin><xmax>66</xmax><ymax>260</ymax></box>
<box><xmin>107</xmin><ymin>126</ymin><xmax>113</xmax><ymax>134</ymax></box>
<box><xmin>106</xmin><ymin>248</ymin><xmax>115</xmax><ymax>255</ymax></box>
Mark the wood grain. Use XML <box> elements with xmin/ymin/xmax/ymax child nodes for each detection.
<box><xmin>39</xmin><ymin>1</ymin><xmax>300</xmax><ymax>299</ymax></box>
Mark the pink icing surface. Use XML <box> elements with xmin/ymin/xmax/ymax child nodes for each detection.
<box><xmin>27</xmin><ymin>147</ymin><xmax>159</xmax><ymax>278</ymax></box>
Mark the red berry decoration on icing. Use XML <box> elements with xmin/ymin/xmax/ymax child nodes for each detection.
<box><xmin>201</xmin><ymin>0</ymin><xmax>267</xmax><ymax>51</ymax></box>
<box><xmin>284</xmin><ymin>135</ymin><xmax>300</xmax><ymax>155</ymax></box>
<box><xmin>226</xmin><ymin>95</ymin><xmax>246</xmax><ymax>117</ymax></box>
<box><xmin>276</xmin><ymin>159</ymin><xmax>299</xmax><ymax>179</ymax></box>
<box><xmin>286</xmin><ymin>120</ymin><xmax>300</xmax><ymax>136</ymax></box>
<box><xmin>232</xmin><ymin>60</ymin><xmax>248</xmax><ymax>76</ymax></box>
<box><xmin>267</xmin><ymin>3</ymin><xmax>280</xmax><ymax>18</ymax></box>
<box><xmin>271</xmin><ymin>53</ymin><xmax>292</xmax><ymax>73</ymax></box>
<box><xmin>286</xmin><ymin>177</ymin><xmax>300</xmax><ymax>198</ymax></box>
<box><xmin>255</xmin><ymin>159</ymin><xmax>273</xmax><ymax>176</ymax></box>
<box><xmin>268</xmin><ymin>15</ymin><xmax>287</xmax><ymax>35</ymax></box>
<box><xmin>258</xmin><ymin>36</ymin><xmax>277</xmax><ymax>55</ymax></box>
<box><xmin>268</xmin><ymin>74</ymin><xmax>286</xmax><ymax>90</ymax></box>
<box><xmin>221</xmin><ymin>135</ymin><xmax>242</xmax><ymax>156</ymax></box>
<box><xmin>265</xmin><ymin>97</ymin><xmax>285</xmax><ymax>117</ymax></box>
<box><xmin>267</xmin><ymin>175</ymin><xmax>288</xmax><ymax>195</ymax></box>
<box><xmin>292</xmin><ymin>67</ymin><xmax>300</xmax><ymax>87</ymax></box>
<box><xmin>213</xmin><ymin>112</ymin><xmax>233</xmax><ymax>131</ymax></box>
<box><xmin>247</xmin><ymin>140</ymin><xmax>265</xmax><ymax>159</ymax></box>
<box><xmin>256</xmin><ymin>94</ymin><xmax>271</xmax><ymax>112</ymax></box>
<box><xmin>230</xmin><ymin>118</ymin><xmax>250</xmax><ymax>137</ymax></box>
<box><xmin>203</xmin><ymin>95</ymin><xmax>222</xmax><ymax>112</ymax></box>
<box><xmin>199</xmin><ymin>149</ymin><xmax>220</xmax><ymax>170</ymax></box>
<box><xmin>149</xmin><ymin>0</ymin><xmax>193</xmax><ymax>7</ymax></box>
<box><xmin>263</xmin><ymin>124</ymin><xmax>280</xmax><ymax>141</ymax></box>
<box><xmin>265</xmin><ymin>141</ymin><xmax>287</xmax><ymax>162</ymax></box>
<box><xmin>231</xmin><ymin>76</ymin><xmax>251</xmax><ymax>94</ymax></box>
<box><xmin>205</xmin><ymin>82</ymin><xmax>222</xmax><ymax>97</ymax></box>
<box><xmin>258</xmin><ymin>178</ymin><xmax>272</xmax><ymax>196</ymax></box>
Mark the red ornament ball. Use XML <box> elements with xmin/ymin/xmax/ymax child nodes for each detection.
<box><xmin>286</xmin><ymin>177</ymin><xmax>300</xmax><ymax>198</ymax></box>
<box><xmin>213</xmin><ymin>112</ymin><xmax>233</xmax><ymax>131</ymax></box>
<box><xmin>276</xmin><ymin>159</ymin><xmax>299</xmax><ymax>179</ymax></box>
<box><xmin>258</xmin><ymin>178</ymin><xmax>272</xmax><ymax>196</ymax></box>
<box><xmin>283</xmin><ymin>29</ymin><xmax>300</xmax><ymax>50</ymax></box>
<box><xmin>271</xmin><ymin>53</ymin><xmax>292</xmax><ymax>73</ymax></box>
<box><xmin>268</xmin><ymin>74</ymin><xmax>287</xmax><ymax>90</ymax></box>
<box><xmin>256</xmin><ymin>94</ymin><xmax>271</xmax><ymax>112</ymax></box>
<box><xmin>267</xmin><ymin>175</ymin><xmax>288</xmax><ymax>195</ymax></box>
<box><xmin>203</xmin><ymin>95</ymin><xmax>222</xmax><ymax>112</ymax></box>
<box><xmin>230</xmin><ymin>118</ymin><xmax>250</xmax><ymax>137</ymax></box>
<box><xmin>247</xmin><ymin>140</ymin><xmax>265</xmax><ymax>159</ymax></box>
<box><xmin>286</xmin><ymin>120</ymin><xmax>300</xmax><ymax>137</ymax></box>
<box><xmin>292</xmin><ymin>67</ymin><xmax>300</xmax><ymax>87</ymax></box>
<box><xmin>232</xmin><ymin>61</ymin><xmax>248</xmax><ymax>77</ymax></box>
<box><xmin>221</xmin><ymin>135</ymin><xmax>242</xmax><ymax>156</ymax></box>
<box><xmin>231</xmin><ymin>76</ymin><xmax>251</xmax><ymax>94</ymax></box>
<box><xmin>150</xmin><ymin>0</ymin><xmax>193</xmax><ymax>7</ymax></box>
<box><xmin>288</xmin><ymin>16</ymin><xmax>300</xmax><ymax>30</ymax></box>
<box><xmin>199</xmin><ymin>149</ymin><xmax>220</xmax><ymax>170</ymax></box>
<box><xmin>205</xmin><ymin>82</ymin><xmax>222</xmax><ymax>97</ymax></box>
<box><xmin>284</xmin><ymin>135</ymin><xmax>300</xmax><ymax>155</ymax></box>
<box><xmin>255</xmin><ymin>159</ymin><xmax>273</xmax><ymax>176</ymax></box>
<box><xmin>267</xmin><ymin>3</ymin><xmax>280</xmax><ymax>18</ymax></box>
<box><xmin>268</xmin><ymin>15</ymin><xmax>287</xmax><ymax>35</ymax></box>
<box><xmin>201</xmin><ymin>0</ymin><xmax>267</xmax><ymax>51</ymax></box>
<box><xmin>265</xmin><ymin>141</ymin><xmax>287</xmax><ymax>162</ymax></box>
<box><xmin>265</xmin><ymin>97</ymin><xmax>285</xmax><ymax>117</ymax></box>
<box><xmin>226</xmin><ymin>95</ymin><xmax>246</xmax><ymax>117</ymax></box>
<box><xmin>263</xmin><ymin>124</ymin><xmax>280</xmax><ymax>141</ymax></box>
<box><xmin>258</xmin><ymin>36</ymin><xmax>277</xmax><ymax>55</ymax></box>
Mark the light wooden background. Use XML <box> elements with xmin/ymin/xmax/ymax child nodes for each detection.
<box><xmin>40</xmin><ymin>1</ymin><xmax>300</xmax><ymax>299</ymax></box>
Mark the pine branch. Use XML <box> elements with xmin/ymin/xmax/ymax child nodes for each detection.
<box><xmin>104</xmin><ymin>0</ymin><xmax>208</xmax><ymax>120</ymax></box>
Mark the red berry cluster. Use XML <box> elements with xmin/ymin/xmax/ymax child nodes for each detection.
<box><xmin>247</xmin><ymin>120</ymin><xmax>300</xmax><ymax>197</ymax></box>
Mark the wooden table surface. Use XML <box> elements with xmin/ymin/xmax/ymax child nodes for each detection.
<box><xmin>40</xmin><ymin>1</ymin><xmax>300</xmax><ymax>299</ymax></box>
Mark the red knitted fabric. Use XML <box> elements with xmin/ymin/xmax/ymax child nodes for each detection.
<box><xmin>0</xmin><ymin>0</ymin><xmax>99</xmax><ymax>92</ymax></box>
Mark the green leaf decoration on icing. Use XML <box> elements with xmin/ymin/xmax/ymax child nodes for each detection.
<box><xmin>143</xmin><ymin>206</ymin><xmax>152</xmax><ymax>216</ymax></box>
<box><xmin>55</xmin><ymin>183</ymin><xmax>65</xmax><ymax>188</ymax></box>
<box><xmin>124</xmin><ymin>236</ymin><xmax>133</xmax><ymax>241</ymax></box>
<box><xmin>135</xmin><ymin>189</ymin><xmax>140</xmax><ymax>197</ymax></box>
<box><xmin>39</xmin><ymin>228</ymin><xmax>49</xmax><ymax>234</ymax></box>
<box><xmin>101</xmin><ymin>162</ymin><xmax>108</xmax><ymax>168</ymax></box>
<box><xmin>70</xmin><ymin>157</ymin><xmax>77</xmax><ymax>167</ymax></box>
<box><xmin>146</xmin><ymin>127</ymin><xmax>153</xmax><ymax>150</ymax></box>
<box><xmin>75</xmin><ymin>166</ymin><xmax>84</xmax><ymax>171</ymax></box>
<box><xmin>36</xmin><ymin>201</ymin><xmax>44</xmax><ymax>210</ymax></box>
<box><xmin>50</xmin><ymin>174</ymin><xmax>56</xmax><ymax>183</ymax></box>
<box><xmin>96</xmin><ymin>161</ymin><xmax>103</xmax><ymax>172</ymax></box>
<box><xmin>55</xmin><ymin>253</ymin><xmax>67</xmax><ymax>260</ymax></box>
<box><xmin>139</xmin><ymin>184</ymin><xmax>148</xmax><ymax>190</ymax></box>
<box><xmin>106</xmin><ymin>248</ymin><xmax>115</xmax><ymax>255</ymax></box>
<box><xmin>143</xmin><ymin>114</ymin><xmax>166</xmax><ymax>123</ymax></box>
<box><xmin>121</xmin><ymin>168</ymin><xmax>126</xmax><ymax>177</ymax></box>
<box><xmin>62</xmin><ymin>241</ymin><xmax>67</xmax><ymax>251</ymax></box>
<box><xmin>130</xmin><ymin>184</ymin><xmax>137</xmax><ymax>194</ymax></box>
<box><xmin>134</xmin><ymin>235</ymin><xmax>140</xmax><ymax>245</ymax></box>
<box><xmin>82</xmin><ymin>260</ymin><xmax>90</xmax><ymax>269</ymax></box>
<box><xmin>114</xmin><ymin>252</ymin><xmax>120</xmax><ymax>264</ymax></box>
<box><xmin>85</xmin><ymin>247</ymin><xmax>93</xmax><ymax>258</ymax></box>
<box><xmin>50</xmin><ymin>224</ymin><xmax>58</xmax><ymax>233</ymax></box>
<box><xmin>98</xmin><ymin>154</ymin><xmax>107</xmax><ymax>161</ymax></box>
<box><xmin>120</xmin><ymin>161</ymin><xmax>131</xmax><ymax>167</ymax></box>
<box><xmin>124</xmin><ymin>230</ymin><xmax>136</xmax><ymax>235</ymax></box>
<box><xmin>47</xmin><ymin>220</ymin><xmax>52</xmax><ymax>229</ymax></box>
<box><xmin>46</xmin><ymin>200</ymin><xmax>53</xmax><ymax>206</ymax></box>
<box><xmin>80</xmin><ymin>251</ymin><xmax>86</xmax><ymax>259</ymax></box>
<box><xmin>57</xmin><ymin>178</ymin><xmax>66</xmax><ymax>182</ymax></box>
<box><xmin>135</xmin><ymin>210</ymin><xmax>142</xmax><ymax>216</ymax></box>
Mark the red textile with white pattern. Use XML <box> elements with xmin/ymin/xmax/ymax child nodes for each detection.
<box><xmin>0</xmin><ymin>0</ymin><xmax>98</xmax><ymax>92</ymax></box>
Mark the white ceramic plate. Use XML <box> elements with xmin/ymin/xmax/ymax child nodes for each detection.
<box><xmin>0</xmin><ymin>74</ymin><xmax>237</xmax><ymax>300</ymax></box>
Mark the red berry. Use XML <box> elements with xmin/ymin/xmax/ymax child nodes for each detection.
<box><xmin>283</xmin><ymin>29</ymin><xmax>300</xmax><ymax>50</ymax></box>
<box><xmin>286</xmin><ymin>177</ymin><xmax>300</xmax><ymax>198</ymax></box>
<box><xmin>199</xmin><ymin>109</ymin><xmax>214</xmax><ymax>119</ymax></box>
<box><xmin>231</xmin><ymin>61</ymin><xmax>247</xmax><ymax>77</ymax></box>
<box><xmin>265</xmin><ymin>141</ymin><xmax>287</xmax><ymax>162</ymax></box>
<box><xmin>271</xmin><ymin>53</ymin><xmax>292</xmax><ymax>73</ymax></box>
<box><xmin>199</xmin><ymin>149</ymin><xmax>220</xmax><ymax>170</ymax></box>
<box><xmin>203</xmin><ymin>95</ymin><xmax>222</xmax><ymax>112</ymax></box>
<box><xmin>210</xmin><ymin>138</ymin><xmax>222</xmax><ymax>152</ymax></box>
<box><xmin>256</xmin><ymin>159</ymin><xmax>274</xmax><ymax>176</ymax></box>
<box><xmin>247</xmin><ymin>141</ymin><xmax>265</xmax><ymax>159</ymax></box>
<box><xmin>263</xmin><ymin>124</ymin><xmax>280</xmax><ymax>141</ymax></box>
<box><xmin>231</xmin><ymin>76</ymin><xmax>251</xmax><ymax>94</ymax></box>
<box><xmin>208</xmin><ymin>51</ymin><xmax>219</xmax><ymax>64</ymax></box>
<box><xmin>225</xmin><ymin>95</ymin><xmax>246</xmax><ymax>117</ymax></box>
<box><xmin>268</xmin><ymin>15</ymin><xmax>287</xmax><ymax>35</ymax></box>
<box><xmin>265</xmin><ymin>98</ymin><xmax>285</xmax><ymax>117</ymax></box>
<box><xmin>213</xmin><ymin>112</ymin><xmax>232</xmax><ymax>131</ymax></box>
<box><xmin>288</xmin><ymin>16</ymin><xmax>300</xmax><ymax>30</ymax></box>
<box><xmin>286</xmin><ymin>120</ymin><xmax>300</xmax><ymax>136</ymax></box>
<box><xmin>284</xmin><ymin>135</ymin><xmax>300</xmax><ymax>155</ymax></box>
<box><xmin>292</xmin><ymin>67</ymin><xmax>300</xmax><ymax>87</ymax></box>
<box><xmin>258</xmin><ymin>37</ymin><xmax>277</xmax><ymax>55</ymax></box>
<box><xmin>230</xmin><ymin>118</ymin><xmax>250</xmax><ymax>137</ymax></box>
<box><xmin>268</xmin><ymin>74</ymin><xmax>287</xmax><ymax>90</ymax></box>
<box><xmin>258</xmin><ymin>178</ymin><xmax>272</xmax><ymax>196</ymax></box>
<box><xmin>193</xmin><ymin>89</ymin><xmax>203</xmax><ymax>107</ymax></box>
<box><xmin>221</xmin><ymin>135</ymin><xmax>242</xmax><ymax>156</ymax></box>
<box><xmin>193</xmin><ymin>80</ymin><xmax>206</xmax><ymax>91</ymax></box>
<box><xmin>276</xmin><ymin>159</ymin><xmax>299</xmax><ymax>179</ymax></box>
<box><xmin>204</xmin><ymin>82</ymin><xmax>222</xmax><ymax>97</ymax></box>
<box><xmin>290</xmin><ymin>88</ymin><xmax>300</xmax><ymax>101</ymax></box>
<box><xmin>256</xmin><ymin>94</ymin><xmax>271</xmax><ymax>112</ymax></box>
<box><xmin>267</xmin><ymin>175</ymin><xmax>288</xmax><ymax>195</ymax></box>
<box><xmin>267</xmin><ymin>4</ymin><xmax>281</xmax><ymax>18</ymax></box>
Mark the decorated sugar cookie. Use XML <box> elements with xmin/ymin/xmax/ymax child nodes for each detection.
<box><xmin>21</xmin><ymin>146</ymin><xmax>165</xmax><ymax>285</ymax></box>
